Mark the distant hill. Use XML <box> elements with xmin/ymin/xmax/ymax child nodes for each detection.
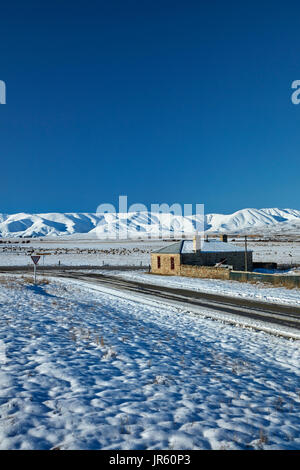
<box><xmin>0</xmin><ymin>208</ymin><xmax>299</xmax><ymax>238</ymax></box>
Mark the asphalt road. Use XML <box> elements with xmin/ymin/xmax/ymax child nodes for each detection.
<box><xmin>52</xmin><ymin>270</ymin><xmax>300</xmax><ymax>333</ymax></box>
<box><xmin>1</xmin><ymin>265</ymin><xmax>300</xmax><ymax>334</ymax></box>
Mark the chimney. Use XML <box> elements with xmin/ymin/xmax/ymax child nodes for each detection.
<box><xmin>193</xmin><ymin>233</ymin><xmax>201</xmax><ymax>252</ymax></box>
<box><xmin>220</xmin><ymin>234</ymin><xmax>228</xmax><ymax>243</ymax></box>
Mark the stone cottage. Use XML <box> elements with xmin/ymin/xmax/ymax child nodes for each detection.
<box><xmin>151</xmin><ymin>235</ymin><xmax>253</xmax><ymax>276</ymax></box>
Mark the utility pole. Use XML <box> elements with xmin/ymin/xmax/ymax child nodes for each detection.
<box><xmin>244</xmin><ymin>235</ymin><xmax>248</xmax><ymax>272</ymax></box>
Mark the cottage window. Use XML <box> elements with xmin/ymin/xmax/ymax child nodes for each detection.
<box><xmin>157</xmin><ymin>256</ymin><xmax>161</xmax><ymax>269</ymax></box>
<box><xmin>170</xmin><ymin>257</ymin><xmax>175</xmax><ymax>270</ymax></box>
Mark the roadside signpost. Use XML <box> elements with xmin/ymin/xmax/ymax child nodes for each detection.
<box><xmin>29</xmin><ymin>253</ymin><xmax>52</xmax><ymax>282</ymax></box>
<box><xmin>30</xmin><ymin>255</ymin><xmax>40</xmax><ymax>284</ymax></box>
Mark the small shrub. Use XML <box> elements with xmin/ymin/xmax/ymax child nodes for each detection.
<box><xmin>257</xmin><ymin>428</ymin><xmax>268</xmax><ymax>448</ymax></box>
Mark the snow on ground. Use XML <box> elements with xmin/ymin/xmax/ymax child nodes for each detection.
<box><xmin>95</xmin><ymin>269</ymin><xmax>300</xmax><ymax>308</ymax></box>
<box><xmin>238</xmin><ymin>240</ymin><xmax>300</xmax><ymax>265</ymax></box>
<box><xmin>0</xmin><ymin>251</ymin><xmax>148</xmax><ymax>267</ymax></box>
<box><xmin>0</xmin><ymin>240</ymin><xmax>155</xmax><ymax>267</ymax></box>
<box><xmin>1</xmin><ymin>238</ymin><xmax>300</xmax><ymax>267</ymax></box>
<box><xmin>0</xmin><ymin>275</ymin><xmax>299</xmax><ymax>450</ymax></box>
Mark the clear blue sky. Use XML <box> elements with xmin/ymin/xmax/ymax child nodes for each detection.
<box><xmin>1</xmin><ymin>0</ymin><xmax>300</xmax><ymax>214</ymax></box>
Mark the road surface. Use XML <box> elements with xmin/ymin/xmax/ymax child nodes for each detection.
<box><xmin>1</xmin><ymin>266</ymin><xmax>300</xmax><ymax>335</ymax></box>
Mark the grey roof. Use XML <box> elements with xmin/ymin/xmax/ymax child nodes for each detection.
<box><xmin>153</xmin><ymin>241</ymin><xmax>183</xmax><ymax>254</ymax></box>
<box><xmin>153</xmin><ymin>239</ymin><xmax>252</xmax><ymax>254</ymax></box>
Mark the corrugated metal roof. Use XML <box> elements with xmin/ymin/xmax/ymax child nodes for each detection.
<box><xmin>153</xmin><ymin>239</ymin><xmax>252</xmax><ymax>254</ymax></box>
<box><xmin>182</xmin><ymin>240</ymin><xmax>251</xmax><ymax>253</ymax></box>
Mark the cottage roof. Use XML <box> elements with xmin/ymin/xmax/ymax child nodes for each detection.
<box><xmin>153</xmin><ymin>239</ymin><xmax>252</xmax><ymax>254</ymax></box>
<box><xmin>154</xmin><ymin>241</ymin><xmax>183</xmax><ymax>254</ymax></box>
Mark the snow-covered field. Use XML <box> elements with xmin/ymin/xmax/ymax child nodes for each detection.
<box><xmin>0</xmin><ymin>251</ymin><xmax>148</xmax><ymax>268</ymax></box>
<box><xmin>0</xmin><ymin>275</ymin><xmax>299</xmax><ymax>450</ymax></box>
<box><xmin>1</xmin><ymin>238</ymin><xmax>300</xmax><ymax>266</ymax></box>
<box><xmin>0</xmin><ymin>240</ymin><xmax>155</xmax><ymax>267</ymax></box>
<box><xmin>234</xmin><ymin>240</ymin><xmax>300</xmax><ymax>266</ymax></box>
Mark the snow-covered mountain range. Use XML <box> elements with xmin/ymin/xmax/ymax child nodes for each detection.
<box><xmin>0</xmin><ymin>208</ymin><xmax>299</xmax><ymax>238</ymax></box>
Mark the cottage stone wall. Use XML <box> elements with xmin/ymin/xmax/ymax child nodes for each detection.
<box><xmin>151</xmin><ymin>253</ymin><xmax>181</xmax><ymax>275</ymax></box>
<box><xmin>180</xmin><ymin>265</ymin><xmax>230</xmax><ymax>280</ymax></box>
